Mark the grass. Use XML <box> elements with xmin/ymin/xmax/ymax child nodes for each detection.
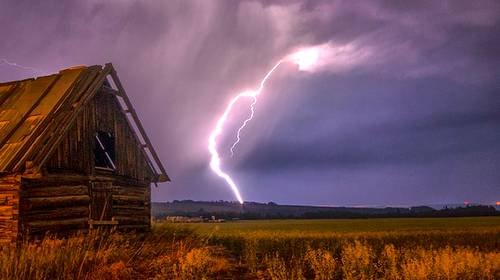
<box><xmin>176</xmin><ymin>217</ymin><xmax>500</xmax><ymax>234</ymax></box>
<box><xmin>0</xmin><ymin>217</ymin><xmax>499</xmax><ymax>279</ymax></box>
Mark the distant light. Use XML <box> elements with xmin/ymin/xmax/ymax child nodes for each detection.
<box><xmin>496</xmin><ymin>201</ymin><xmax>500</xmax><ymax>206</ymax></box>
<box><xmin>464</xmin><ymin>201</ymin><xmax>470</xmax><ymax>206</ymax></box>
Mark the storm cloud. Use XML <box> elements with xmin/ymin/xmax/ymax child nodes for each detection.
<box><xmin>1</xmin><ymin>0</ymin><xmax>499</xmax><ymax>205</ymax></box>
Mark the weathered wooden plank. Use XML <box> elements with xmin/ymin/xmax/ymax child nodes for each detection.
<box><xmin>0</xmin><ymin>220</ymin><xmax>15</xmax><ymax>229</ymax></box>
<box><xmin>22</xmin><ymin>175</ymin><xmax>89</xmax><ymax>187</ymax></box>
<box><xmin>112</xmin><ymin>205</ymin><xmax>147</xmax><ymax>211</ymax></box>
<box><xmin>0</xmin><ymin>176</ymin><xmax>19</xmax><ymax>185</ymax></box>
<box><xmin>0</xmin><ymin>220</ymin><xmax>16</xmax><ymax>226</ymax></box>
<box><xmin>0</xmin><ymin>193</ymin><xmax>16</xmax><ymax>199</ymax></box>
<box><xmin>0</xmin><ymin>179</ymin><xmax>18</xmax><ymax>240</ymax></box>
<box><xmin>24</xmin><ymin>185</ymin><xmax>88</xmax><ymax>198</ymax></box>
<box><xmin>114</xmin><ymin>178</ymin><xmax>149</xmax><ymax>188</ymax></box>
<box><xmin>0</xmin><ymin>184</ymin><xmax>19</xmax><ymax>191</ymax></box>
<box><xmin>0</xmin><ymin>192</ymin><xmax>18</xmax><ymax>207</ymax></box>
<box><xmin>23</xmin><ymin>174</ymin><xmax>149</xmax><ymax>188</ymax></box>
<box><xmin>2</xmin><ymin>201</ymin><xmax>18</xmax><ymax>207</ymax></box>
<box><xmin>0</xmin><ymin>197</ymin><xmax>8</xmax><ymax>207</ymax></box>
<box><xmin>113</xmin><ymin>216</ymin><xmax>149</xmax><ymax>225</ymax></box>
<box><xmin>88</xmin><ymin>219</ymin><xmax>118</xmax><ymax>226</ymax></box>
<box><xmin>112</xmin><ymin>185</ymin><xmax>145</xmax><ymax>196</ymax></box>
<box><xmin>26</xmin><ymin>218</ymin><xmax>87</xmax><ymax>232</ymax></box>
<box><xmin>112</xmin><ymin>194</ymin><xmax>145</xmax><ymax>201</ymax></box>
<box><xmin>24</xmin><ymin>206</ymin><xmax>89</xmax><ymax>221</ymax></box>
<box><xmin>25</xmin><ymin>195</ymin><xmax>89</xmax><ymax>210</ymax></box>
<box><xmin>113</xmin><ymin>208</ymin><xmax>149</xmax><ymax>217</ymax></box>
<box><xmin>0</xmin><ymin>205</ymin><xmax>17</xmax><ymax>216</ymax></box>
<box><xmin>112</xmin><ymin>194</ymin><xmax>145</xmax><ymax>206</ymax></box>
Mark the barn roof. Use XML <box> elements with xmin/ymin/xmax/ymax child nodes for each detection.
<box><xmin>0</xmin><ymin>63</ymin><xmax>169</xmax><ymax>182</ymax></box>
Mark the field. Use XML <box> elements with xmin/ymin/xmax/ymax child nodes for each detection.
<box><xmin>1</xmin><ymin>217</ymin><xmax>499</xmax><ymax>279</ymax></box>
<box><xmin>180</xmin><ymin>217</ymin><xmax>500</xmax><ymax>234</ymax></box>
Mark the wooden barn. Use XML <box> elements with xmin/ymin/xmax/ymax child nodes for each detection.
<box><xmin>0</xmin><ymin>63</ymin><xmax>169</xmax><ymax>243</ymax></box>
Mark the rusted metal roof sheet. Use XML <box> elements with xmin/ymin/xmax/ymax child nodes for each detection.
<box><xmin>0</xmin><ymin>66</ymin><xmax>97</xmax><ymax>172</ymax></box>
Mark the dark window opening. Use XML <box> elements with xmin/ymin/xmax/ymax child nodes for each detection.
<box><xmin>94</xmin><ymin>131</ymin><xmax>116</xmax><ymax>170</ymax></box>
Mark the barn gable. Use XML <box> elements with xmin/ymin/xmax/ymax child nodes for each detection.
<box><xmin>0</xmin><ymin>64</ymin><xmax>168</xmax><ymax>182</ymax></box>
<box><xmin>45</xmin><ymin>82</ymin><xmax>155</xmax><ymax>183</ymax></box>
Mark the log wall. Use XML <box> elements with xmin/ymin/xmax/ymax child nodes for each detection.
<box><xmin>17</xmin><ymin>175</ymin><xmax>150</xmax><ymax>236</ymax></box>
<box><xmin>21</xmin><ymin>177</ymin><xmax>89</xmax><ymax>235</ymax></box>
<box><xmin>112</xmin><ymin>184</ymin><xmax>151</xmax><ymax>229</ymax></box>
<box><xmin>0</xmin><ymin>176</ymin><xmax>19</xmax><ymax>243</ymax></box>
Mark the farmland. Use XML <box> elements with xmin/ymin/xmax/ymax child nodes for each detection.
<box><xmin>176</xmin><ymin>217</ymin><xmax>500</xmax><ymax>235</ymax></box>
<box><xmin>167</xmin><ymin>217</ymin><xmax>500</xmax><ymax>279</ymax></box>
<box><xmin>1</xmin><ymin>217</ymin><xmax>499</xmax><ymax>279</ymax></box>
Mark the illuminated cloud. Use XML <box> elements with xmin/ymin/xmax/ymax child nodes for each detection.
<box><xmin>286</xmin><ymin>42</ymin><xmax>373</xmax><ymax>73</ymax></box>
<box><xmin>1</xmin><ymin>0</ymin><xmax>499</xmax><ymax>205</ymax></box>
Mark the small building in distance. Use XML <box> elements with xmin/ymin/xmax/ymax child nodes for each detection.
<box><xmin>0</xmin><ymin>64</ymin><xmax>169</xmax><ymax>243</ymax></box>
<box><xmin>162</xmin><ymin>216</ymin><xmax>204</xmax><ymax>223</ymax></box>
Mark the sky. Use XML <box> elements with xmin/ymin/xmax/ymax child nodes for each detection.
<box><xmin>1</xmin><ymin>0</ymin><xmax>499</xmax><ymax>206</ymax></box>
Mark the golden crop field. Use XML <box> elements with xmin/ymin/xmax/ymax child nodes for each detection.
<box><xmin>1</xmin><ymin>217</ymin><xmax>499</xmax><ymax>279</ymax></box>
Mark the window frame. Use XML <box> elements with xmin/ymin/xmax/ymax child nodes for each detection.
<box><xmin>94</xmin><ymin>131</ymin><xmax>116</xmax><ymax>171</ymax></box>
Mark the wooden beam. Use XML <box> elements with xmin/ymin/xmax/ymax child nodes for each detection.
<box><xmin>88</xmin><ymin>219</ymin><xmax>118</xmax><ymax>226</ymax></box>
<box><xmin>25</xmin><ymin>195</ymin><xmax>90</xmax><ymax>210</ymax></box>
<box><xmin>108</xmin><ymin>65</ymin><xmax>170</xmax><ymax>182</ymax></box>
<box><xmin>24</xmin><ymin>185</ymin><xmax>88</xmax><ymax>198</ymax></box>
<box><xmin>100</xmin><ymin>85</ymin><xmax>121</xmax><ymax>96</ymax></box>
<box><xmin>26</xmin><ymin>218</ymin><xmax>88</xmax><ymax>232</ymax></box>
<box><xmin>22</xmin><ymin>173</ymin><xmax>150</xmax><ymax>188</ymax></box>
<box><xmin>24</xmin><ymin>206</ymin><xmax>89</xmax><ymax>221</ymax></box>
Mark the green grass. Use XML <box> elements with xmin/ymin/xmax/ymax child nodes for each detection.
<box><xmin>153</xmin><ymin>217</ymin><xmax>500</xmax><ymax>257</ymax></box>
<box><xmin>173</xmin><ymin>216</ymin><xmax>500</xmax><ymax>236</ymax></box>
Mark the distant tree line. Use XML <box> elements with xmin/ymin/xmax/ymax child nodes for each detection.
<box><xmin>153</xmin><ymin>201</ymin><xmax>499</xmax><ymax>220</ymax></box>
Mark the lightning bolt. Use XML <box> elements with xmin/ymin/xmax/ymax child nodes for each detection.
<box><xmin>229</xmin><ymin>61</ymin><xmax>282</xmax><ymax>157</ymax></box>
<box><xmin>208</xmin><ymin>46</ymin><xmax>321</xmax><ymax>204</ymax></box>
<box><xmin>229</xmin><ymin>97</ymin><xmax>256</xmax><ymax>157</ymax></box>
<box><xmin>208</xmin><ymin>60</ymin><xmax>282</xmax><ymax>204</ymax></box>
<box><xmin>0</xmin><ymin>58</ymin><xmax>41</xmax><ymax>74</ymax></box>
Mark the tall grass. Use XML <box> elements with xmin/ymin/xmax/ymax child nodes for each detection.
<box><xmin>0</xmin><ymin>228</ymin><xmax>230</xmax><ymax>280</ymax></box>
<box><xmin>257</xmin><ymin>243</ymin><xmax>500</xmax><ymax>280</ymax></box>
<box><xmin>0</xmin><ymin>221</ymin><xmax>499</xmax><ymax>279</ymax></box>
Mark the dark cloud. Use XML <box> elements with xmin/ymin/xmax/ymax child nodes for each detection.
<box><xmin>0</xmin><ymin>0</ymin><xmax>499</xmax><ymax>205</ymax></box>
<box><xmin>237</xmin><ymin>111</ymin><xmax>500</xmax><ymax>171</ymax></box>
